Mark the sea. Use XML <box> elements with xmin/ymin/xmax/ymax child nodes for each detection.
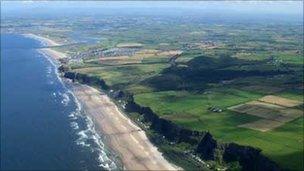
<box><xmin>1</xmin><ymin>34</ymin><xmax>118</xmax><ymax>170</ymax></box>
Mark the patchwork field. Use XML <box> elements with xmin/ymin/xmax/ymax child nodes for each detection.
<box><xmin>3</xmin><ymin>5</ymin><xmax>304</xmax><ymax>170</ymax></box>
<box><xmin>73</xmin><ymin>52</ymin><xmax>303</xmax><ymax>170</ymax></box>
<box><xmin>134</xmin><ymin>90</ymin><xmax>304</xmax><ymax>170</ymax></box>
<box><xmin>260</xmin><ymin>95</ymin><xmax>303</xmax><ymax>107</ymax></box>
<box><xmin>64</xmin><ymin>22</ymin><xmax>303</xmax><ymax>170</ymax></box>
<box><xmin>228</xmin><ymin>96</ymin><xmax>303</xmax><ymax>132</ymax></box>
<box><xmin>82</xmin><ymin>49</ymin><xmax>182</xmax><ymax>66</ymax></box>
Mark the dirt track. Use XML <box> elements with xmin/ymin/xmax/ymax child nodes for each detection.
<box><xmin>72</xmin><ymin>83</ymin><xmax>179</xmax><ymax>170</ymax></box>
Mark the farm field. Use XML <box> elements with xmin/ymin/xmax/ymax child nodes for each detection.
<box><xmin>134</xmin><ymin>90</ymin><xmax>303</xmax><ymax>170</ymax></box>
<box><xmin>2</xmin><ymin>1</ymin><xmax>303</xmax><ymax>171</ymax></box>
<box><xmin>75</xmin><ymin>64</ymin><xmax>303</xmax><ymax>170</ymax></box>
<box><xmin>24</xmin><ymin>15</ymin><xmax>302</xmax><ymax>170</ymax></box>
<box><xmin>228</xmin><ymin>96</ymin><xmax>303</xmax><ymax>132</ymax></box>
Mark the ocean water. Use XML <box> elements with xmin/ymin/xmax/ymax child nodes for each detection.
<box><xmin>1</xmin><ymin>34</ymin><xmax>117</xmax><ymax>170</ymax></box>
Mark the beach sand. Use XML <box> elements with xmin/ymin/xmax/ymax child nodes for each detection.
<box><xmin>38</xmin><ymin>48</ymin><xmax>67</xmax><ymax>60</ymax></box>
<box><xmin>31</xmin><ymin>33</ymin><xmax>179</xmax><ymax>170</ymax></box>
<box><xmin>24</xmin><ymin>33</ymin><xmax>67</xmax><ymax>59</ymax></box>
<box><xmin>72</xmin><ymin>84</ymin><xmax>179</xmax><ymax>170</ymax></box>
<box><xmin>23</xmin><ymin>33</ymin><xmax>62</xmax><ymax>47</ymax></box>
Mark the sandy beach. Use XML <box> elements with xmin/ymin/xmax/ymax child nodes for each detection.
<box><xmin>23</xmin><ymin>34</ymin><xmax>67</xmax><ymax>59</ymax></box>
<box><xmin>30</xmin><ymin>33</ymin><xmax>179</xmax><ymax>170</ymax></box>
<box><xmin>38</xmin><ymin>48</ymin><xmax>67</xmax><ymax>60</ymax></box>
<box><xmin>23</xmin><ymin>33</ymin><xmax>62</xmax><ymax>47</ymax></box>
<box><xmin>72</xmin><ymin>84</ymin><xmax>179</xmax><ymax>170</ymax></box>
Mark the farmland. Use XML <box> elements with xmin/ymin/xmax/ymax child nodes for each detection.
<box><xmin>134</xmin><ymin>90</ymin><xmax>303</xmax><ymax>170</ymax></box>
<box><xmin>1</xmin><ymin>1</ymin><xmax>303</xmax><ymax>170</ymax></box>
<box><xmin>65</xmin><ymin>19</ymin><xmax>303</xmax><ymax>170</ymax></box>
<box><xmin>64</xmin><ymin>20</ymin><xmax>303</xmax><ymax>170</ymax></box>
<box><xmin>228</xmin><ymin>96</ymin><xmax>303</xmax><ymax>132</ymax></box>
<box><xmin>4</xmin><ymin>12</ymin><xmax>303</xmax><ymax>170</ymax></box>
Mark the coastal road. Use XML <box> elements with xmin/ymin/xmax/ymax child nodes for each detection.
<box><xmin>72</xmin><ymin>83</ymin><xmax>179</xmax><ymax>170</ymax></box>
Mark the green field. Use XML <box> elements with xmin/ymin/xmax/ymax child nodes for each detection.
<box><xmin>74</xmin><ymin>53</ymin><xmax>303</xmax><ymax>170</ymax></box>
<box><xmin>134</xmin><ymin>89</ymin><xmax>303</xmax><ymax>170</ymax></box>
<box><xmin>2</xmin><ymin>2</ymin><xmax>303</xmax><ymax>171</ymax></box>
<box><xmin>64</xmin><ymin>20</ymin><xmax>303</xmax><ymax>170</ymax></box>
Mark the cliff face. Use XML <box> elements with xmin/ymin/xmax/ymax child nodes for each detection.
<box><xmin>62</xmin><ymin>70</ymin><xmax>280</xmax><ymax>171</ymax></box>
<box><xmin>223</xmin><ymin>143</ymin><xmax>280</xmax><ymax>171</ymax></box>
<box><xmin>64</xmin><ymin>71</ymin><xmax>109</xmax><ymax>90</ymax></box>
<box><xmin>196</xmin><ymin>132</ymin><xmax>217</xmax><ymax>160</ymax></box>
<box><xmin>195</xmin><ymin>133</ymin><xmax>280</xmax><ymax>171</ymax></box>
<box><xmin>125</xmin><ymin>99</ymin><xmax>280</xmax><ymax>171</ymax></box>
<box><xmin>125</xmin><ymin>100</ymin><xmax>203</xmax><ymax>144</ymax></box>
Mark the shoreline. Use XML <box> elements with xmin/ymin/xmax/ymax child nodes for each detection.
<box><xmin>28</xmin><ymin>33</ymin><xmax>180</xmax><ymax>170</ymax></box>
<box><xmin>72</xmin><ymin>83</ymin><xmax>179</xmax><ymax>170</ymax></box>
<box><xmin>23</xmin><ymin>33</ymin><xmax>62</xmax><ymax>47</ymax></box>
<box><xmin>38</xmin><ymin>48</ymin><xmax>67</xmax><ymax>60</ymax></box>
<box><xmin>23</xmin><ymin>33</ymin><xmax>67</xmax><ymax>60</ymax></box>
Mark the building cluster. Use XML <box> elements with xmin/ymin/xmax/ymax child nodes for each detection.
<box><xmin>70</xmin><ymin>47</ymin><xmax>142</xmax><ymax>60</ymax></box>
<box><xmin>102</xmin><ymin>48</ymin><xmax>141</xmax><ymax>57</ymax></box>
<box><xmin>208</xmin><ymin>106</ymin><xmax>223</xmax><ymax>113</ymax></box>
<box><xmin>70</xmin><ymin>48</ymin><xmax>104</xmax><ymax>60</ymax></box>
<box><xmin>183</xmin><ymin>41</ymin><xmax>219</xmax><ymax>50</ymax></box>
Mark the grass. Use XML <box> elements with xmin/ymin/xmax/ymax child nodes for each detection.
<box><xmin>232</xmin><ymin>51</ymin><xmax>303</xmax><ymax>65</ymax></box>
<box><xmin>134</xmin><ymin>88</ymin><xmax>263</xmax><ymax>117</ymax></box>
<box><xmin>134</xmin><ymin>88</ymin><xmax>303</xmax><ymax>171</ymax></box>
<box><xmin>10</xmin><ymin>13</ymin><xmax>304</xmax><ymax>170</ymax></box>
<box><xmin>74</xmin><ymin>63</ymin><xmax>169</xmax><ymax>89</ymax></box>
<box><xmin>73</xmin><ymin>56</ymin><xmax>303</xmax><ymax>170</ymax></box>
<box><xmin>276</xmin><ymin>52</ymin><xmax>303</xmax><ymax>65</ymax></box>
<box><xmin>275</xmin><ymin>91</ymin><xmax>304</xmax><ymax>102</ymax></box>
<box><xmin>65</xmin><ymin>22</ymin><xmax>303</xmax><ymax>170</ymax></box>
<box><xmin>227</xmin><ymin>117</ymin><xmax>304</xmax><ymax>171</ymax></box>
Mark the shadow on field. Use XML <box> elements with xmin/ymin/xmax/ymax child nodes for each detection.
<box><xmin>272</xmin><ymin>151</ymin><xmax>304</xmax><ymax>171</ymax></box>
<box><xmin>142</xmin><ymin>55</ymin><xmax>294</xmax><ymax>91</ymax></box>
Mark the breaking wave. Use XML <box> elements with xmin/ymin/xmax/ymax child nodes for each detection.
<box><xmin>61</xmin><ymin>92</ymin><xmax>70</xmax><ymax>106</ymax></box>
<box><xmin>39</xmin><ymin>48</ymin><xmax>119</xmax><ymax>170</ymax></box>
<box><xmin>69</xmin><ymin>92</ymin><xmax>118</xmax><ymax>170</ymax></box>
<box><xmin>70</xmin><ymin>121</ymin><xmax>79</xmax><ymax>130</ymax></box>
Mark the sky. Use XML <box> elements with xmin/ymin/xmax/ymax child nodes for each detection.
<box><xmin>1</xmin><ymin>1</ymin><xmax>303</xmax><ymax>23</ymax></box>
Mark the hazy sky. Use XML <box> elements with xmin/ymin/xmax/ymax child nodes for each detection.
<box><xmin>1</xmin><ymin>1</ymin><xmax>303</xmax><ymax>23</ymax></box>
<box><xmin>2</xmin><ymin>1</ymin><xmax>303</xmax><ymax>13</ymax></box>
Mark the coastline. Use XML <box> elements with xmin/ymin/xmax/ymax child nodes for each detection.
<box><xmin>23</xmin><ymin>33</ymin><xmax>67</xmax><ymax>60</ymax></box>
<box><xmin>28</xmin><ymin>33</ymin><xmax>179</xmax><ymax>170</ymax></box>
<box><xmin>72</xmin><ymin>83</ymin><xmax>179</xmax><ymax>170</ymax></box>
<box><xmin>23</xmin><ymin>33</ymin><xmax>62</xmax><ymax>47</ymax></box>
<box><xmin>38</xmin><ymin>48</ymin><xmax>67</xmax><ymax>60</ymax></box>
